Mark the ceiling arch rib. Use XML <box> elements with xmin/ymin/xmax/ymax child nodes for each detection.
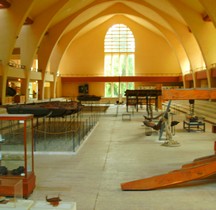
<box><xmin>144</xmin><ymin>3</ymin><xmax>204</xmax><ymax>74</ymax></box>
<box><xmin>140</xmin><ymin>0</ymin><xmax>186</xmax><ymax>25</ymax></box>
<box><xmin>45</xmin><ymin>0</ymin><xmax>187</xmax><ymax>57</ymax></box>
<box><xmin>169</xmin><ymin>0</ymin><xmax>216</xmax><ymax>88</ymax></box>
<box><xmin>37</xmin><ymin>0</ymin><xmax>110</xmax><ymax>77</ymax></box>
<box><xmin>16</xmin><ymin>0</ymin><xmax>68</xmax><ymax>70</ymax></box>
<box><xmin>122</xmin><ymin>0</ymin><xmax>190</xmax><ymax>73</ymax></box>
<box><xmin>50</xmin><ymin>2</ymin><xmax>186</xmax><ymax>76</ymax></box>
<box><xmin>50</xmin><ymin>14</ymin><xmax>115</xmax><ymax>77</ymax></box>
<box><xmin>169</xmin><ymin>0</ymin><xmax>216</xmax><ymax>68</ymax></box>
<box><xmin>63</xmin><ymin>1</ymin><xmax>115</xmax><ymax>34</ymax></box>
<box><xmin>0</xmin><ymin>0</ymin><xmax>34</xmax><ymax>109</ymax></box>
<box><xmin>40</xmin><ymin>0</ymin><xmax>188</xmax><ymax>77</ymax></box>
<box><xmin>41</xmin><ymin>0</ymin><xmax>213</xmax><ymax>79</ymax></box>
<box><xmin>68</xmin><ymin>2</ymin><xmax>181</xmax><ymax>53</ymax></box>
<box><xmin>0</xmin><ymin>0</ymin><xmax>34</xmax><ymax>62</ymax></box>
<box><xmin>161</xmin><ymin>17</ymin><xmax>204</xmax><ymax>73</ymax></box>
<box><xmin>50</xmin><ymin>14</ymin><xmax>116</xmax><ymax>77</ymax></box>
<box><xmin>121</xmin><ymin>0</ymin><xmax>205</xmax><ymax>73</ymax></box>
<box><xmin>37</xmin><ymin>14</ymin><xmax>77</xmax><ymax>77</ymax></box>
<box><xmin>123</xmin><ymin>1</ymin><xmax>175</xmax><ymax>33</ymax></box>
<box><xmin>14</xmin><ymin>0</ymin><xmax>69</xmax><ymax>100</ymax></box>
<box><xmin>70</xmin><ymin>2</ymin><xmax>170</xmax><ymax>40</ymax></box>
<box><xmin>125</xmin><ymin>14</ymin><xmax>188</xmax><ymax>74</ymax></box>
<box><xmin>48</xmin><ymin>0</ymin><xmax>96</xmax><ymax>28</ymax></box>
<box><xmin>64</xmin><ymin>0</ymin><xmax>176</xmax><ymax>37</ymax></box>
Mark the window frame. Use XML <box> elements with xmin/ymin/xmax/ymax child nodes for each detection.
<box><xmin>104</xmin><ymin>24</ymin><xmax>135</xmax><ymax>98</ymax></box>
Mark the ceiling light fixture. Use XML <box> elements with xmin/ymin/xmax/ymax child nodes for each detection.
<box><xmin>0</xmin><ymin>0</ymin><xmax>11</xmax><ymax>9</ymax></box>
<box><xmin>24</xmin><ymin>17</ymin><xmax>34</xmax><ymax>25</ymax></box>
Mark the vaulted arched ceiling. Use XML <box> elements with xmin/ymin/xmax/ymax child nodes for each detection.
<box><xmin>2</xmin><ymin>0</ymin><xmax>216</xmax><ymax>76</ymax></box>
<box><xmin>23</xmin><ymin>0</ymin><xmax>215</xmax><ymax>76</ymax></box>
<box><xmin>0</xmin><ymin>0</ymin><xmax>214</xmax><ymax>102</ymax></box>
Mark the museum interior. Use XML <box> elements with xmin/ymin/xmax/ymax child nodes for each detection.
<box><xmin>0</xmin><ymin>0</ymin><xmax>216</xmax><ymax>209</ymax></box>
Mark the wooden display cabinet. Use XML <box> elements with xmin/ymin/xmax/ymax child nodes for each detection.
<box><xmin>0</xmin><ymin>114</ymin><xmax>36</xmax><ymax>198</ymax></box>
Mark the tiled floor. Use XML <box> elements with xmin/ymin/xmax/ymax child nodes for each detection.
<box><xmin>30</xmin><ymin>105</ymin><xmax>216</xmax><ymax>210</ymax></box>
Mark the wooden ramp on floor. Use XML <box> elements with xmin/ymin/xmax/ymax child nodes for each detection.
<box><xmin>121</xmin><ymin>154</ymin><xmax>216</xmax><ymax>191</ymax></box>
<box><xmin>121</xmin><ymin>140</ymin><xmax>216</xmax><ymax>191</ymax></box>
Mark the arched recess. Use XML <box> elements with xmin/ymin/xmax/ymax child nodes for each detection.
<box><xmin>15</xmin><ymin>0</ymin><xmax>68</xmax><ymax>102</ymax></box>
<box><xmin>0</xmin><ymin>0</ymin><xmax>34</xmax><ymax>104</ymax></box>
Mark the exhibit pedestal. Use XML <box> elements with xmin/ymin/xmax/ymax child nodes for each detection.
<box><xmin>0</xmin><ymin>200</ymin><xmax>34</xmax><ymax>210</ymax></box>
<box><xmin>0</xmin><ymin>200</ymin><xmax>76</xmax><ymax>210</ymax></box>
<box><xmin>30</xmin><ymin>201</ymin><xmax>76</xmax><ymax>210</ymax></box>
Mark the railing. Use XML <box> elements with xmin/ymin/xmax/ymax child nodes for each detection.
<box><xmin>61</xmin><ymin>73</ymin><xmax>182</xmax><ymax>77</ymax></box>
<box><xmin>33</xmin><ymin>111</ymin><xmax>99</xmax><ymax>153</ymax></box>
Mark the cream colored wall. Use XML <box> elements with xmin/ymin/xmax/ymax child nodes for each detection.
<box><xmin>60</xmin><ymin>16</ymin><xmax>181</xmax><ymax>97</ymax></box>
<box><xmin>132</xmin><ymin>23</ymin><xmax>181</xmax><ymax>75</ymax></box>
<box><xmin>87</xmin><ymin>82</ymin><xmax>104</xmax><ymax>96</ymax></box>
<box><xmin>60</xmin><ymin>27</ymin><xmax>104</xmax><ymax>76</ymax></box>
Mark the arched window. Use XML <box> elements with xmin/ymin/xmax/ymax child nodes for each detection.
<box><xmin>104</xmin><ymin>24</ymin><xmax>135</xmax><ymax>97</ymax></box>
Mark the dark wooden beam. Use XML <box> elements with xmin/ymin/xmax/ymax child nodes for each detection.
<box><xmin>196</xmin><ymin>70</ymin><xmax>207</xmax><ymax>79</ymax></box>
<box><xmin>61</xmin><ymin>76</ymin><xmax>182</xmax><ymax>83</ymax></box>
<box><xmin>184</xmin><ymin>73</ymin><xmax>193</xmax><ymax>81</ymax></box>
<box><xmin>211</xmin><ymin>67</ymin><xmax>216</xmax><ymax>77</ymax></box>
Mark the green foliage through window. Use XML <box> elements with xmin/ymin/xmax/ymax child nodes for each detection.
<box><xmin>104</xmin><ymin>24</ymin><xmax>135</xmax><ymax>97</ymax></box>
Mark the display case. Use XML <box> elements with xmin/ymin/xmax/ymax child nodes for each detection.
<box><xmin>0</xmin><ymin>179</ymin><xmax>23</xmax><ymax>208</ymax></box>
<box><xmin>0</xmin><ymin>114</ymin><xmax>36</xmax><ymax>198</ymax></box>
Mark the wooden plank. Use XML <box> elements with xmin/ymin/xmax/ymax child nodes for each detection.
<box><xmin>181</xmin><ymin>156</ymin><xmax>216</xmax><ymax>169</ymax></box>
<box><xmin>121</xmin><ymin>160</ymin><xmax>216</xmax><ymax>191</ymax></box>
<box><xmin>162</xmin><ymin>89</ymin><xmax>216</xmax><ymax>100</ymax></box>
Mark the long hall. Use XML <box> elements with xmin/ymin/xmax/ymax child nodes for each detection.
<box><xmin>32</xmin><ymin>105</ymin><xmax>216</xmax><ymax>210</ymax></box>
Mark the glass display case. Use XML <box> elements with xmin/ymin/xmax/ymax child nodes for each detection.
<box><xmin>0</xmin><ymin>114</ymin><xmax>35</xmax><ymax>198</ymax></box>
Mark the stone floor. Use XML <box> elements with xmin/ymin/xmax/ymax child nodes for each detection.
<box><xmin>30</xmin><ymin>104</ymin><xmax>216</xmax><ymax>210</ymax></box>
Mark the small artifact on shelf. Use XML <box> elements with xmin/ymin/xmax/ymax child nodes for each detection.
<box><xmin>11</xmin><ymin>166</ymin><xmax>24</xmax><ymax>175</ymax></box>
<box><xmin>0</xmin><ymin>196</ymin><xmax>9</xmax><ymax>204</ymax></box>
<box><xmin>46</xmin><ymin>195</ymin><xmax>62</xmax><ymax>207</ymax></box>
<box><xmin>0</xmin><ymin>166</ymin><xmax>8</xmax><ymax>175</ymax></box>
